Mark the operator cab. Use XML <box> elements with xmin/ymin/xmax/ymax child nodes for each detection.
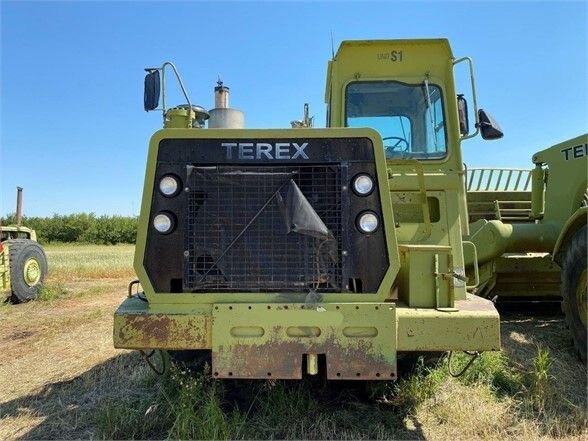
<box><xmin>326</xmin><ymin>39</ymin><xmax>503</xmax><ymax>166</ymax></box>
<box><xmin>1</xmin><ymin>229</ymin><xmax>33</xmax><ymax>241</ymax></box>
<box><xmin>346</xmin><ymin>81</ymin><xmax>447</xmax><ymax>160</ymax></box>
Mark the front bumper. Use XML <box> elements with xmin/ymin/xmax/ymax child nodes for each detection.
<box><xmin>113</xmin><ymin>294</ymin><xmax>500</xmax><ymax>380</ymax></box>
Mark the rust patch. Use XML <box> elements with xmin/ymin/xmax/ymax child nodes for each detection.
<box><xmin>324</xmin><ymin>335</ymin><xmax>396</xmax><ymax>380</ymax></box>
<box><xmin>211</xmin><ymin>302</ymin><xmax>397</xmax><ymax>380</ymax></box>
<box><xmin>114</xmin><ymin>313</ymin><xmax>209</xmax><ymax>350</ymax></box>
<box><xmin>214</xmin><ymin>340</ymin><xmax>304</xmax><ymax>379</ymax></box>
<box><xmin>212</xmin><ymin>331</ymin><xmax>395</xmax><ymax>380</ymax></box>
<box><xmin>119</xmin><ymin>314</ymin><xmax>172</xmax><ymax>343</ymax></box>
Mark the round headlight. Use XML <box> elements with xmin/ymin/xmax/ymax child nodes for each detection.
<box><xmin>352</xmin><ymin>174</ymin><xmax>374</xmax><ymax>196</ymax></box>
<box><xmin>159</xmin><ymin>175</ymin><xmax>180</xmax><ymax>197</ymax></box>
<box><xmin>357</xmin><ymin>211</ymin><xmax>379</xmax><ymax>234</ymax></box>
<box><xmin>153</xmin><ymin>213</ymin><xmax>174</xmax><ymax>234</ymax></box>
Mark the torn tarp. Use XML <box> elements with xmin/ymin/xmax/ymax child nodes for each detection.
<box><xmin>277</xmin><ymin>179</ymin><xmax>338</xmax><ymax>265</ymax></box>
<box><xmin>277</xmin><ymin>180</ymin><xmax>331</xmax><ymax>240</ymax></box>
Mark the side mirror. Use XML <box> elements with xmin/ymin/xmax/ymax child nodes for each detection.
<box><xmin>457</xmin><ymin>94</ymin><xmax>469</xmax><ymax>136</ymax></box>
<box><xmin>144</xmin><ymin>69</ymin><xmax>160</xmax><ymax>111</ymax></box>
<box><xmin>477</xmin><ymin>109</ymin><xmax>503</xmax><ymax>140</ymax></box>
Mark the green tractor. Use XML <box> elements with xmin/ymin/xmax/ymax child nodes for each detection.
<box><xmin>1</xmin><ymin>187</ymin><xmax>48</xmax><ymax>303</ymax></box>
<box><xmin>465</xmin><ymin>134</ymin><xmax>588</xmax><ymax>361</ymax></box>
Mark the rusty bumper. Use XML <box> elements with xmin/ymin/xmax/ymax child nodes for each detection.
<box><xmin>114</xmin><ymin>294</ymin><xmax>500</xmax><ymax>380</ymax></box>
<box><xmin>211</xmin><ymin>303</ymin><xmax>396</xmax><ymax>380</ymax></box>
<box><xmin>113</xmin><ymin>296</ymin><xmax>211</xmax><ymax>350</ymax></box>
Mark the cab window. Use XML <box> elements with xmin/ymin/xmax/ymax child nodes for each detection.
<box><xmin>346</xmin><ymin>81</ymin><xmax>447</xmax><ymax>159</ymax></box>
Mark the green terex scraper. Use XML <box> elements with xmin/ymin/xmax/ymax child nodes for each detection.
<box><xmin>114</xmin><ymin>39</ymin><xmax>509</xmax><ymax>379</ymax></box>
<box><xmin>466</xmin><ymin>134</ymin><xmax>588</xmax><ymax>361</ymax></box>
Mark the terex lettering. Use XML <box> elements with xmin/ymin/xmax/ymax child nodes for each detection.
<box><xmin>222</xmin><ymin>142</ymin><xmax>309</xmax><ymax>160</ymax></box>
<box><xmin>561</xmin><ymin>143</ymin><xmax>588</xmax><ymax>161</ymax></box>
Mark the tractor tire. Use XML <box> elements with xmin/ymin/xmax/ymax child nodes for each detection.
<box><xmin>6</xmin><ymin>239</ymin><xmax>48</xmax><ymax>303</ymax></box>
<box><xmin>560</xmin><ymin>225</ymin><xmax>587</xmax><ymax>363</ymax></box>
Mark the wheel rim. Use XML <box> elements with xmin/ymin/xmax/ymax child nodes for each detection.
<box><xmin>577</xmin><ymin>268</ymin><xmax>587</xmax><ymax>328</ymax></box>
<box><xmin>23</xmin><ymin>258</ymin><xmax>41</xmax><ymax>286</ymax></box>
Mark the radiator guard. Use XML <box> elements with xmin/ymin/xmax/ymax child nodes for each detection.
<box><xmin>184</xmin><ymin>165</ymin><xmax>346</xmax><ymax>293</ymax></box>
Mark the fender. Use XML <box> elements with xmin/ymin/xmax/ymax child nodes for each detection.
<box><xmin>553</xmin><ymin>206</ymin><xmax>588</xmax><ymax>265</ymax></box>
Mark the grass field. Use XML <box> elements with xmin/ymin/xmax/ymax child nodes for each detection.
<box><xmin>43</xmin><ymin>243</ymin><xmax>136</xmax><ymax>282</ymax></box>
<box><xmin>0</xmin><ymin>244</ymin><xmax>586</xmax><ymax>440</ymax></box>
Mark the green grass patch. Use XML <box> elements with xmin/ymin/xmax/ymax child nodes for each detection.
<box><xmin>387</xmin><ymin>356</ymin><xmax>448</xmax><ymax>411</ymax></box>
<box><xmin>37</xmin><ymin>282</ymin><xmax>69</xmax><ymax>301</ymax></box>
<box><xmin>165</xmin><ymin>369</ymin><xmax>244</xmax><ymax>440</ymax></box>
<box><xmin>95</xmin><ymin>349</ymin><xmax>586</xmax><ymax>440</ymax></box>
<box><xmin>96</xmin><ymin>364</ymin><xmax>413</xmax><ymax>440</ymax></box>
<box><xmin>96</xmin><ymin>366</ymin><xmax>244</xmax><ymax>441</ymax></box>
<box><xmin>451</xmin><ymin>351</ymin><xmax>523</xmax><ymax>397</ymax></box>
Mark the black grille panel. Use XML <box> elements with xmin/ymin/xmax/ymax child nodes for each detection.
<box><xmin>184</xmin><ymin>165</ymin><xmax>343</xmax><ymax>292</ymax></box>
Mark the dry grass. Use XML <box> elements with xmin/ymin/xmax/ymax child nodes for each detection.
<box><xmin>0</xmin><ymin>351</ymin><xmax>153</xmax><ymax>440</ymax></box>
<box><xmin>1</xmin><ymin>244</ymin><xmax>587</xmax><ymax>440</ymax></box>
<box><xmin>500</xmin><ymin>309</ymin><xmax>587</xmax><ymax>409</ymax></box>
<box><xmin>0</xmin><ymin>279</ymin><xmax>128</xmax><ymax>400</ymax></box>
<box><xmin>0</xmin><ymin>244</ymin><xmax>135</xmax><ymax>439</ymax></box>
<box><xmin>43</xmin><ymin>243</ymin><xmax>135</xmax><ymax>282</ymax></box>
<box><xmin>416</xmin><ymin>380</ymin><xmax>521</xmax><ymax>440</ymax></box>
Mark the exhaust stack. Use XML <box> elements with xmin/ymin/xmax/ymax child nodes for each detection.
<box><xmin>208</xmin><ymin>79</ymin><xmax>245</xmax><ymax>129</ymax></box>
<box><xmin>16</xmin><ymin>187</ymin><xmax>23</xmax><ymax>226</ymax></box>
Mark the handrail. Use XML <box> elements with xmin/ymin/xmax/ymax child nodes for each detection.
<box><xmin>466</xmin><ymin>167</ymin><xmax>532</xmax><ymax>192</ymax></box>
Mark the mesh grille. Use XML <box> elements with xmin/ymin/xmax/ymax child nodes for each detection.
<box><xmin>184</xmin><ymin>165</ymin><xmax>343</xmax><ymax>292</ymax></box>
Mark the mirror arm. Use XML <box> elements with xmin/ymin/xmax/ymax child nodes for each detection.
<box><xmin>160</xmin><ymin>61</ymin><xmax>192</xmax><ymax>115</ymax></box>
<box><xmin>145</xmin><ymin>62</ymin><xmax>193</xmax><ymax>122</ymax></box>
<box><xmin>453</xmin><ymin>56</ymin><xmax>480</xmax><ymax>140</ymax></box>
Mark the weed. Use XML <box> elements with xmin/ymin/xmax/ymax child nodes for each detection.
<box><xmin>241</xmin><ymin>378</ymin><xmax>407</xmax><ymax>440</ymax></box>
<box><xmin>164</xmin><ymin>367</ymin><xmax>244</xmax><ymax>440</ymax></box>
<box><xmin>446</xmin><ymin>346</ymin><xmax>586</xmax><ymax>438</ymax></box>
<box><xmin>528</xmin><ymin>345</ymin><xmax>552</xmax><ymax>412</ymax></box>
<box><xmin>90</xmin><ymin>349</ymin><xmax>586</xmax><ymax>441</ymax></box>
<box><xmin>453</xmin><ymin>351</ymin><xmax>523</xmax><ymax>397</ymax></box>
<box><xmin>388</xmin><ymin>357</ymin><xmax>447</xmax><ymax>411</ymax></box>
<box><xmin>243</xmin><ymin>381</ymin><xmax>321</xmax><ymax>438</ymax></box>
<box><xmin>37</xmin><ymin>282</ymin><xmax>69</xmax><ymax>301</ymax></box>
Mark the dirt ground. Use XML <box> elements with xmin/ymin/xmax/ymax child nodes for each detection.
<box><xmin>0</xmin><ymin>279</ymin><xmax>586</xmax><ymax>440</ymax></box>
<box><xmin>0</xmin><ymin>279</ymin><xmax>130</xmax><ymax>439</ymax></box>
<box><xmin>497</xmin><ymin>302</ymin><xmax>588</xmax><ymax>410</ymax></box>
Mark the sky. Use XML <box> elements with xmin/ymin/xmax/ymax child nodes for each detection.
<box><xmin>1</xmin><ymin>0</ymin><xmax>586</xmax><ymax>217</ymax></box>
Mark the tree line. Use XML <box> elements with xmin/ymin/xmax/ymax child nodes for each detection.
<box><xmin>1</xmin><ymin>213</ymin><xmax>138</xmax><ymax>244</ymax></box>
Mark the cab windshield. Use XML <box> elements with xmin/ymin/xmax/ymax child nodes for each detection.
<box><xmin>345</xmin><ymin>81</ymin><xmax>447</xmax><ymax>159</ymax></box>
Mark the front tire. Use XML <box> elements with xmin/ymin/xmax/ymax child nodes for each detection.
<box><xmin>560</xmin><ymin>225</ymin><xmax>587</xmax><ymax>363</ymax></box>
<box><xmin>7</xmin><ymin>239</ymin><xmax>48</xmax><ymax>303</ymax></box>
